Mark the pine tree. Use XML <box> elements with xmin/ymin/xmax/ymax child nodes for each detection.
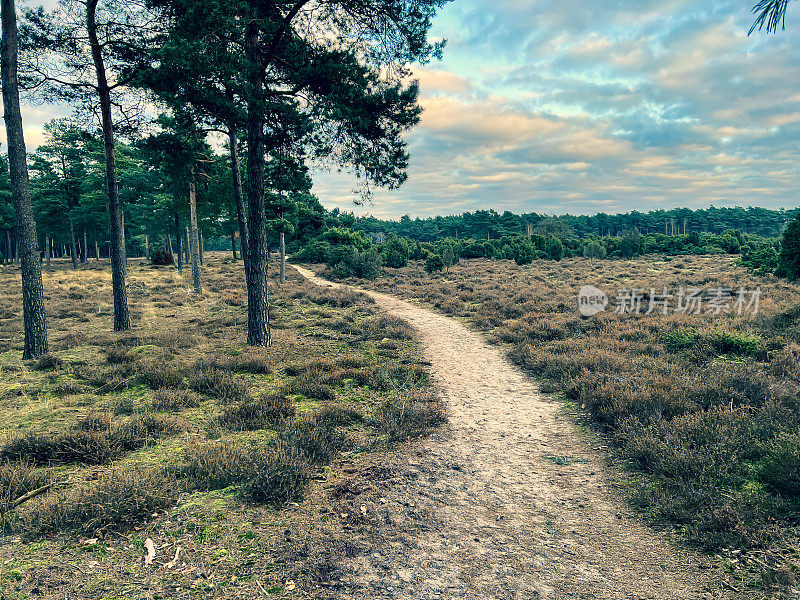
<box><xmin>778</xmin><ymin>211</ymin><xmax>800</xmax><ymax>281</ymax></box>
<box><xmin>1</xmin><ymin>0</ymin><xmax>48</xmax><ymax>357</ymax></box>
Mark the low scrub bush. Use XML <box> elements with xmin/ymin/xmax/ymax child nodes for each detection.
<box><xmin>284</xmin><ymin>372</ymin><xmax>336</xmax><ymax>402</ymax></box>
<box><xmin>175</xmin><ymin>441</ymin><xmax>310</xmax><ymax>507</ymax></box>
<box><xmin>240</xmin><ymin>446</ymin><xmax>310</xmax><ymax>506</ymax></box>
<box><xmin>376</xmin><ymin>392</ymin><xmax>445</xmax><ymax>442</ymax></box>
<box><xmin>150</xmin><ymin>249</ymin><xmax>174</xmax><ymax>266</ymax></box>
<box><xmin>218</xmin><ymin>394</ymin><xmax>295</xmax><ymax>430</ymax></box>
<box><xmin>104</xmin><ymin>347</ymin><xmax>135</xmax><ymax>364</ymax></box>
<box><xmin>112</xmin><ymin>413</ymin><xmax>184</xmax><ymax>451</ymax></box>
<box><xmin>151</xmin><ymin>388</ymin><xmax>201</xmax><ymax>411</ymax></box>
<box><xmin>0</xmin><ymin>461</ymin><xmax>51</xmax><ymax>513</ymax></box>
<box><xmin>279</xmin><ymin>407</ymin><xmax>359</xmax><ymax>465</ymax></box>
<box><xmin>32</xmin><ymin>354</ymin><xmax>63</xmax><ymax>370</ymax></box>
<box><xmin>22</xmin><ymin>467</ymin><xmax>178</xmax><ymax>535</ymax></box>
<box><xmin>231</xmin><ymin>353</ymin><xmax>273</xmax><ymax>374</ymax></box>
<box><xmin>76</xmin><ymin>411</ymin><xmax>113</xmax><ymax>432</ymax></box>
<box><xmin>188</xmin><ymin>366</ymin><xmax>251</xmax><ymax>403</ymax></box>
<box><xmin>1</xmin><ymin>413</ymin><xmax>183</xmax><ymax>466</ymax></box>
<box><xmin>137</xmin><ymin>360</ymin><xmax>186</xmax><ymax>390</ymax></box>
<box><xmin>290</xmin><ymin>286</ymin><xmax>373</xmax><ymax>308</ymax></box>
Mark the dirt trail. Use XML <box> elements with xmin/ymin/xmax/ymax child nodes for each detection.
<box><xmin>293</xmin><ymin>266</ymin><xmax>726</xmax><ymax>600</ymax></box>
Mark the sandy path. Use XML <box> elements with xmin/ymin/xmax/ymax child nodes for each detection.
<box><xmin>293</xmin><ymin>266</ymin><xmax>726</xmax><ymax>600</ymax></box>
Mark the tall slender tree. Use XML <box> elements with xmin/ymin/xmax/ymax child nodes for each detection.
<box><xmin>145</xmin><ymin>0</ymin><xmax>448</xmax><ymax>347</ymax></box>
<box><xmin>22</xmin><ymin>0</ymin><xmax>158</xmax><ymax>331</ymax></box>
<box><xmin>1</xmin><ymin>0</ymin><xmax>48</xmax><ymax>357</ymax></box>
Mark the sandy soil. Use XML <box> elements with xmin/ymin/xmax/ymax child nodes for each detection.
<box><xmin>293</xmin><ymin>265</ymin><xmax>728</xmax><ymax>600</ymax></box>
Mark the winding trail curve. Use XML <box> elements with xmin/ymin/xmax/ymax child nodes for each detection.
<box><xmin>293</xmin><ymin>265</ymin><xmax>725</xmax><ymax>600</ymax></box>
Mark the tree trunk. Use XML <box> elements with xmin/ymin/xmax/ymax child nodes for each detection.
<box><xmin>174</xmin><ymin>212</ymin><xmax>183</xmax><ymax>271</ymax></box>
<box><xmin>87</xmin><ymin>0</ymin><xmax>129</xmax><ymax>331</ymax></box>
<box><xmin>199</xmin><ymin>231</ymin><xmax>204</xmax><ymax>266</ymax></box>
<box><xmin>279</xmin><ymin>230</ymin><xmax>285</xmax><ymax>284</ymax></box>
<box><xmin>184</xmin><ymin>226</ymin><xmax>189</xmax><ymax>265</ymax></box>
<box><xmin>145</xmin><ymin>234</ymin><xmax>149</xmax><ymax>261</ymax></box>
<box><xmin>167</xmin><ymin>234</ymin><xmax>173</xmax><ymax>258</ymax></box>
<box><xmin>95</xmin><ymin>239</ymin><xmax>99</xmax><ymax>261</ymax></box>
<box><xmin>45</xmin><ymin>236</ymin><xmax>50</xmax><ymax>267</ymax></box>
<box><xmin>4</xmin><ymin>229</ymin><xmax>10</xmax><ymax>262</ymax></box>
<box><xmin>82</xmin><ymin>229</ymin><xmax>87</xmax><ymax>263</ymax></box>
<box><xmin>188</xmin><ymin>171</ymin><xmax>202</xmax><ymax>295</ymax></box>
<box><xmin>228</xmin><ymin>126</ymin><xmax>249</xmax><ymax>273</ymax></box>
<box><xmin>69</xmin><ymin>220</ymin><xmax>77</xmax><ymax>268</ymax></box>
<box><xmin>244</xmin><ymin>19</ymin><xmax>270</xmax><ymax>347</ymax></box>
<box><xmin>121</xmin><ymin>208</ymin><xmax>127</xmax><ymax>273</ymax></box>
<box><xmin>1</xmin><ymin>0</ymin><xmax>48</xmax><ymax>358</ymax></box>
<box><xmin>231</xmin><ymin>231</ymin><xmax>237</xmax><ymax>260</ymax></box>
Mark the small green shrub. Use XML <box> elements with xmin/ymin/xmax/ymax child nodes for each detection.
<box><xmin>32</xmin><ymin>354</ymin><xmax>62</xmax><ymax>370</ymax></box>
<box><xmin>0</xmin><ymin>461</ymin><xmax>51</xmax><ymax>512</ymax></box>
<box><xmin>425</xmin><ymin>253</ymin><xmax>444</xmax><ymax>274</ymax></box>
<box><xmin>284</xmin><ymin>373</ymin><xmax>336</xmax><ymax>402</ymax></box>
<box><xmin>137</xmin><ymin>360</ymin><xmax>185</xmax><ymax>390</ymax></box>
<box><xmin>188</xmin><ymin>366</ymin><xmax>251</xmax><ymax>403</ymax></box>
<box><xmin>22</xmin><ymin>467</ymin><xmax>178</xmax><ymax>535</ymax></box>
<box><xmin>279</xmin><ymin>409</ymin><xmax>354</xmax><ymax>465</ymax></box>
<box><xmin>759</xmin><ymin>435</ymin><xmax>800</xmax><ymax>496</ymax></box>
<box><xmin>218</xmin><ymin>394</ymin><xmax>295</xmax><ymax>430</ymax></box>
<box><xmin>240</xmin><ymin>446</ymin><xmax>310</xmax><ymax>507</ymax></box>
<box><xmin>176</xmin><ymin>441</ymin><xmax>310</xmax><ymax>507</ymax></box>
<box><xmin>709</xmin><ymin>331</ymin><xmax>761</xmax><ymax>356</ymax></box>
<box><xmin>150</xmin><ymin>249</ymin><xmax>174</xmax><ymax>266</ymax></box>
<box><xmin>663</xmin><ymin>328</ymin><xmax>701</xmax><ymax>351</ymax></box>
<box><xmin>376</xmin><ymin>393</ymin><xmax>445</xmax><ymax>441</ymax></box>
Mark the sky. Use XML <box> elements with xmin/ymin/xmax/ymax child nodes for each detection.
<box><xmin>10</xmin><ymin>0</ymin><xmax>800</xmax><ymax>220</ymax></box>
<box><xmin>313</xmin><ymin>0</ymin><xmax>800</xmax><ymax>219</ymax></box>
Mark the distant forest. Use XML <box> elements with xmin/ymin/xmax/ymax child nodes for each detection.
<box><xmin>338</xmin><ymin>206</ymin><xmax>797</xmax><ymax>242</ymax></box>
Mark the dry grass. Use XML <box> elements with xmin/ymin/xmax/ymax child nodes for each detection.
<box><xmin>343</xmin><ymin>254</ymin><xmax>800</xmax><ymax>595</ymax></box>
<box><xmin>0</xmin><ymin>254</ymin><xmax>442</xmax><ymax>598</ymax></box>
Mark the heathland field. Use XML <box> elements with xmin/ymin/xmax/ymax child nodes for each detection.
<box><xmin>324</xmin><ymin>254</ymin><xmax>800</xmax><ymax>594</ymax></box>
<box><xmin>0</xmin><ymin>256</ymin><xmax>441</xmax><ymax>598</ymax></box>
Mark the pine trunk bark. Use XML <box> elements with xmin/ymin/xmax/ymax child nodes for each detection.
<box><xmin>184</xmin><ymin>226</ymin><xmax>189</xmax><ymax>264</ymax></box>
<box><xmin>1</xmin><ymin>0</ymin><xmax>48</xmax><ymax>357</ymax></box>
<box><xmin>279</xmin><ymin>230</ymin><xmax>285</xmax><ymax>284</ymax></box>
<box><xmin>4</xmin><ymin>229</ymin><xmax>10</xmax><ymax>262</ymax></box>
<box><xmin>68</xmin><ymin>218</ymin><xmax>78</xmax><ymax>269</ymax></box>
<box><xmin>228</xmin><ymin>127</ymin><xmax>249</xmax><ymax>273</ymax></box>
<box><xmin>145</xmin><ymin>234</ymin><xmax>149</xmax><ymax>261</ymax></box>
<box><xmin>45</xmin><ymin>236</ymin><xmax>50</xmax><ymax>266</ymax></box>
<box><xmin>244</xmin><ymin>19</ymin><xmax>270</xmax><ymax>347</ymax></box>
<box><xmin>188</xmin><ymin>171</ymin><xmax>202</xmax><ymax>295</ymax></box>
<box><xmin>87</xmin><ymin>0</ymin><xmax>128</xmax><ymax>331</ymax></box>
<box><xmin>175</xmin><ymin>212</ymin><xmax>183</xmax><ymax>271</ymax></box>
<box><xmin>95</xmin><ymin>239</ymin><xmax>99</xmax><ymax>261</ymax></box>
<box><xmin>82</xmin><ymin>230</ymin><xmax>87</xmax><ymax>263</ymax></box>
<box><xmin>231</xmin><ymin>231</ymin><xmax>237</xmax><ymax>260</ymax></box>
<box><xmin>199</xmin><ymin>231</ymin><xmax>204</xmax><ymax>266</ymax></box>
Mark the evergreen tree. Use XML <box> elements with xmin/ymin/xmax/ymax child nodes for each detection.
<box><xmin>778</xmin><ymin>211</ymin><xmax>800</xmax><ymax>280</ymax></box>
<box><xmin>1</xmin><ymin>0</ymin><xmax>48</xmax><ymax>357</ymax></box>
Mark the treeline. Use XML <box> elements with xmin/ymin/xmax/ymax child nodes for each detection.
<box><xmin>0</xmin><ymin>127</ymin><xmax>327</xmax><ymax>266</ymax></box>
<box><xmin>295</xmin><ymin>210</ymin><xmax>800</xmax><ymax>282</ymax></box>
<box><xmin>337</xmin><ymin>206</ymin><xmax>797</xmax><ymax>241</ymax></box>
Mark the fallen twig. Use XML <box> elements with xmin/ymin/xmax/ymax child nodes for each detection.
<box><xmin>11</xmin><ymin>484</ymin><xmax>52</xmax><ymax>509</ymax></box>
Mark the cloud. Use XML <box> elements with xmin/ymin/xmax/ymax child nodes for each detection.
<box><xmin>11</xmin><ymin>0</ymin><xmax>800</xmax><ymax>219</ymax></box>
